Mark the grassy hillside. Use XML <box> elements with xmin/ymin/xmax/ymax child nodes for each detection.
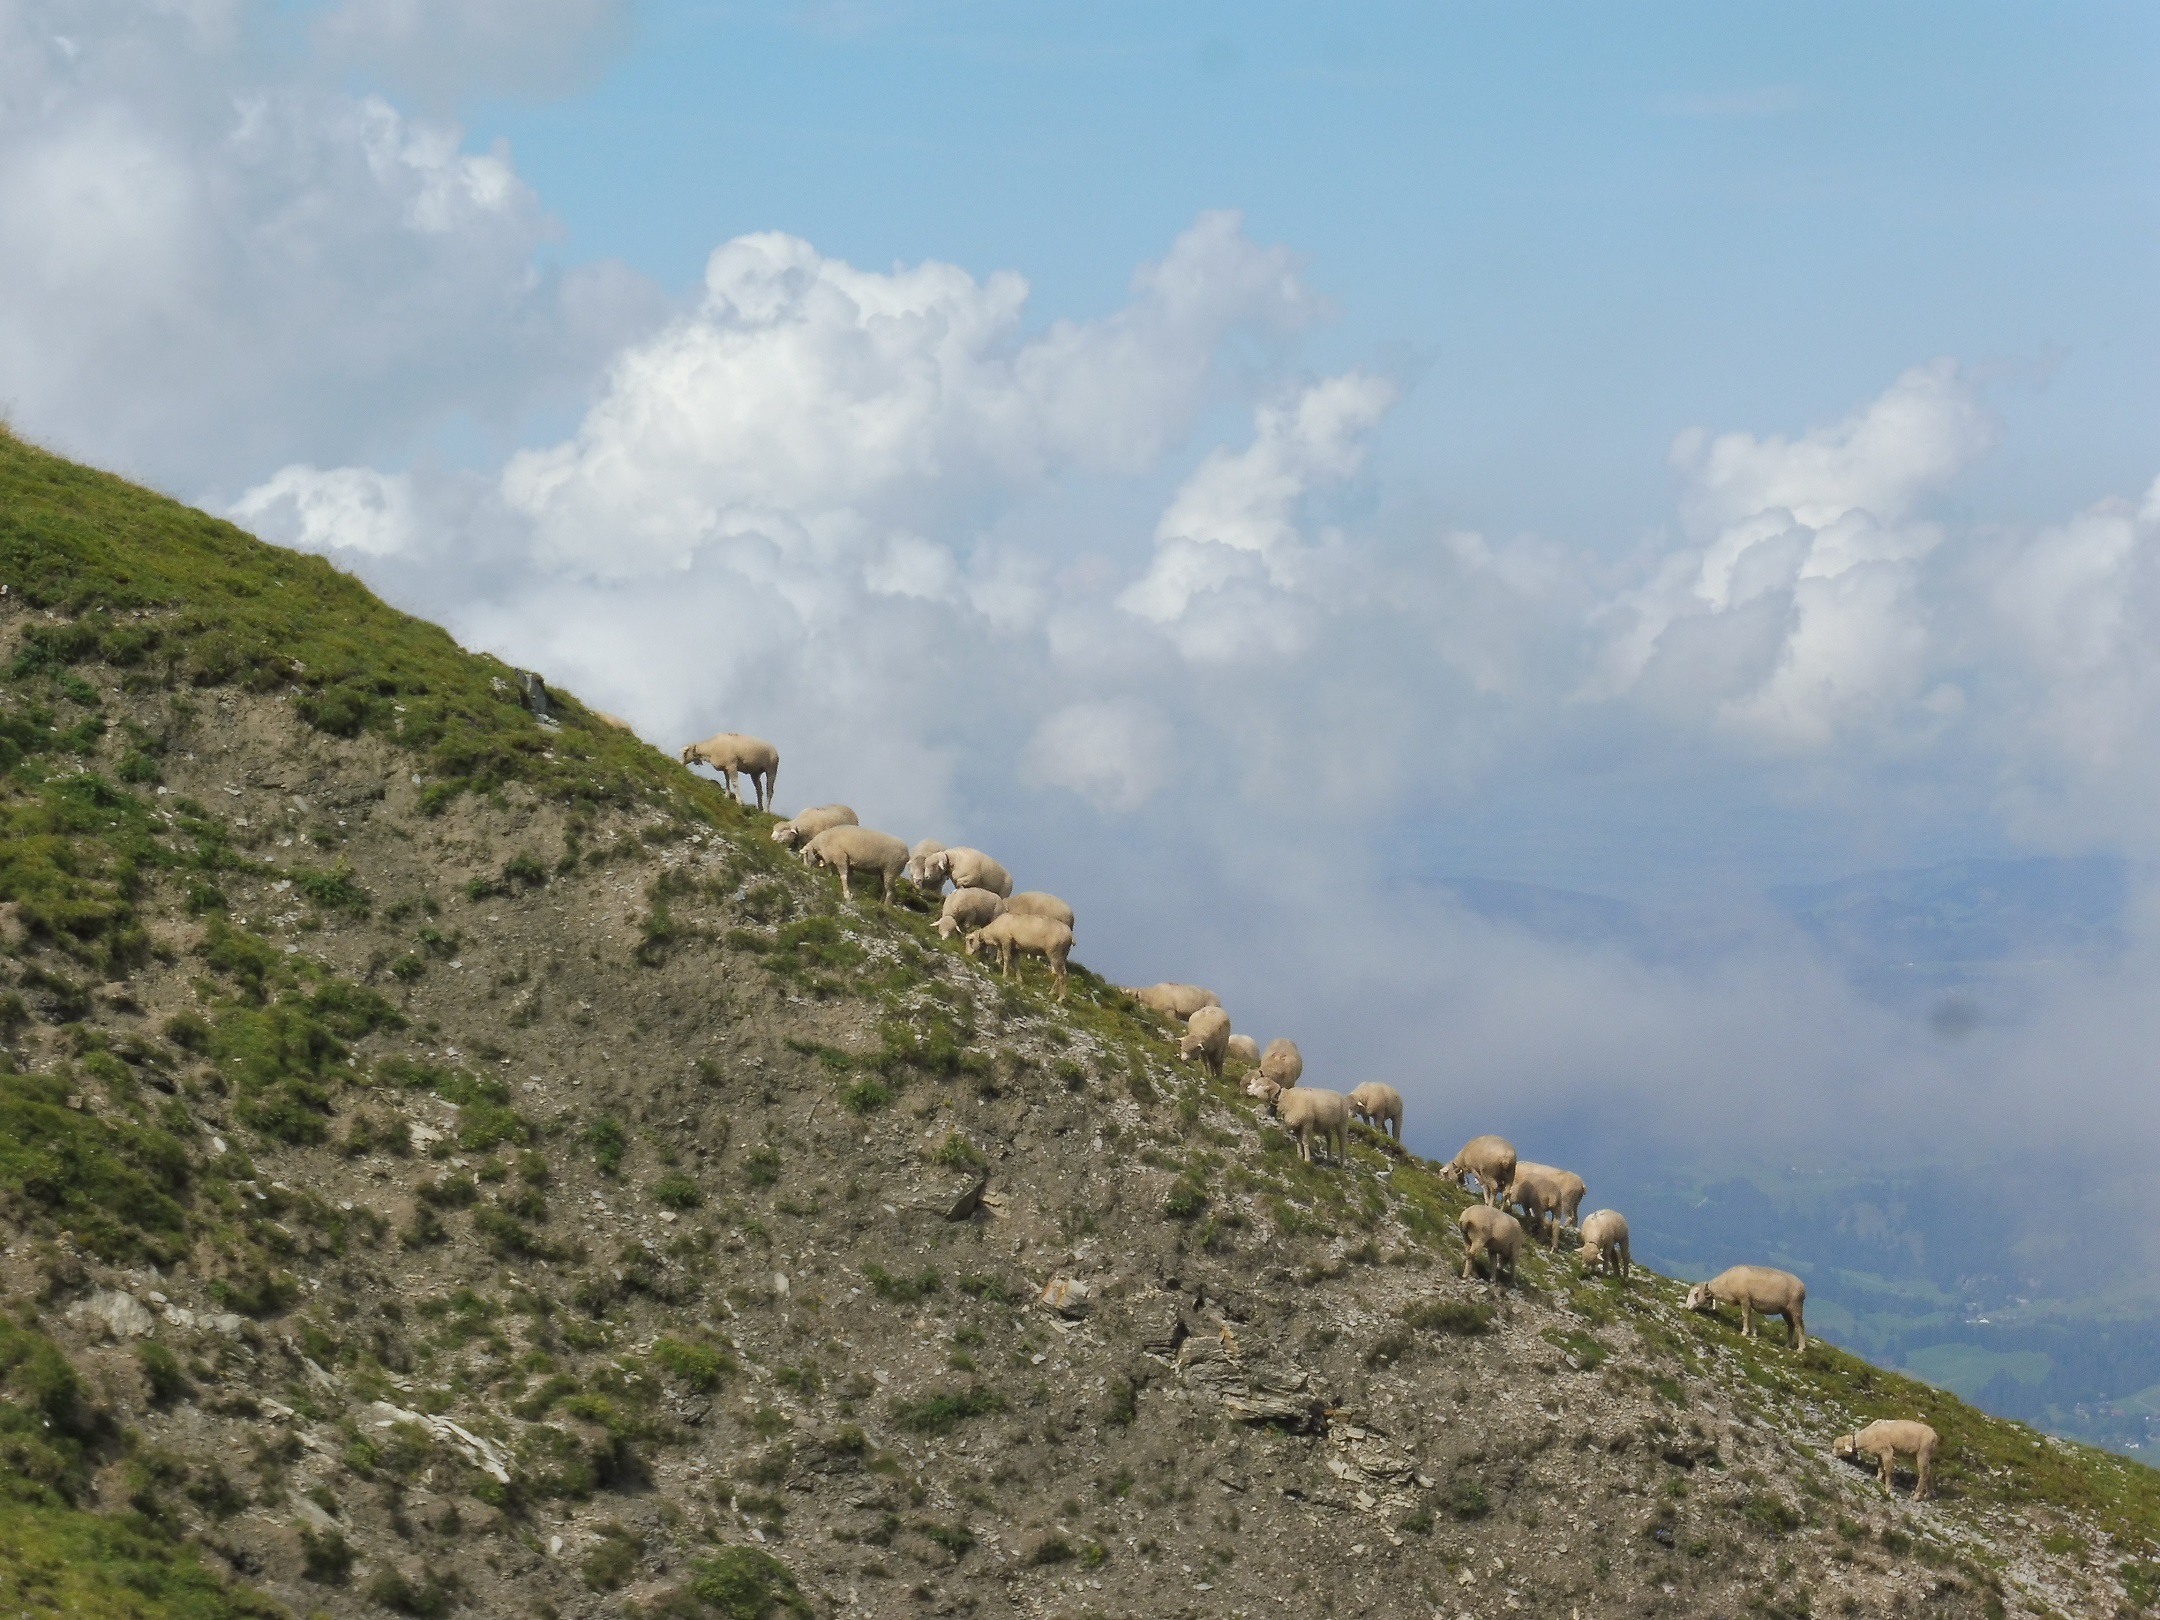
<box><xmin>1</xmin><ymin>424</ymin><xmax>2156</xmax><ymax>1619</ymax></box>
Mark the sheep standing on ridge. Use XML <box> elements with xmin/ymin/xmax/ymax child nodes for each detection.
<box><xmin>1259</xmin><ymin>1038</ymin><xmax>1303</xmax><ymax>1090</ymax></box>
<box><xmin>920</xmin><ymin>847</ymin><xmax>1013</xmax><ymax>899</ymax></box>
<box><xmin>1004</xmin><ymin>892</ymin><xmax>1075</xmax><ymax>934</ymax></box>
<box><xmin>1124</xmin><ymin>984</ymin><xmax>1221</xmax><ymax>1023</ymax></box>
<box><xmin>1346</xmin><ymin>1082</ymin><xmax>1403</xmax><ymax>1144</ymax></box>
<box><xmin>1248</xmin><ymin>1078</ymin><xmax>1349</xmax><ymax>1166</ymax></box>
<box><xmin>936</xmin><ymin>887</ymin><xmax>1006</xmax><ymax>940</ymax></box>
<box><xmin>1440</xmin><ymin>1135</ymin><xmax>1518</xmax><ymax>1206</ymax></box>
<box><xmin>1686</xmin><ymin>1266</ymin><xmax>1808</xmax><ymax>1351</ymax></box>
<box><xmin>1226</xmin><ymin>1033</ymin><xmax>1261</xmax><ymax>1066</ymax></box>
<box><xmin>1178</xmin><ymin>1006</ymin><xmax>1232</xmax><ymax>1077</ymax></box>
<box><xmin>1507</xmin><ymin>1161</ymin><xmax>1587</xmax><ymax>1248</ymax></box>
<box><xmin>771</xmin><ymin>805</ymin><xmax>858</xmax><ymax>849</ymax></box>
<box><xmin>592</xmin><ymin>710</ymin><xmax>636</xmax><ymax>734</ymax></box>
<box><xmin>1579</xmin><ymin>1210</ymin><xmax>1631</xmax><ymax>1280</ymax></box>
<box><xmin>800</xmin><ymin>826</ymin><xmax>910</xmax><ymax>904</ymax></box>
<box><xmin>906</xmin><ymin>840</ymin><xmax>948</xmax><ymax>891</ymax></box>
<box><xmin>1458</xmin><ymin>1205</ymin><xmax>1522</xmax><ymax>1287</ymax></box>
<box><xmin>1833</xmin><ymin>1420</ymin><xmax>1938</xmax><ymax>1501</ymax></box>
<box><xmin>964</xmin><ymin>914</ymin><xmax>1074</xmax><ymax>1000</ymax></box>
<box><xmin>681</xmin><ymin>731</ymin><xmax>779</xmax><ymax>811</ymax></box>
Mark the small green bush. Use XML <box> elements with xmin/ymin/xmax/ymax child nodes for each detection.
<box><xmin>1402</xmin><ymin>1298</ymin><xmax>1493</xmax><ymax>1336</ymax></box>
<box><xmin>683</xmin><ymin>1546</ymin><xmax>812</xmax><ymax>1619</ymax></box>
<box><xmin>890</xmin><ymin>1386</ymin><xmax>1005</xmax><ymax>1435</ymax></box>
<box><xmin>741</xmin><ymin>1144</ymin><xmax>782</xmax><ymax>1187</ymax></box>
<box><xmin>588</xmin><ymin>1115</ymin><xmax>626</xmax><ymax>1175</ymax></box>
<box><xmin>864</xmin><ymin>1263</ymin><xmax>940</xmax><ymax>1305</ymax></box>
<box><xmin>652</xmin><ymin>1337</ymin><xmax>730</xmax><ymax>1391</ymax></box>
<box><xmin>136</xmin><ymin>1341</ymin><xmax>191</xmax><ymax>1406</ymax></box>
<box><xmin>300</xmin><ymin>1527</ymin><xmax>355</xmax><ymax>1585</ymax></box>
<box><xmin>651</xmin><ymin>1173</ymin><xmax>703</xmax><ymax>1209</ymax></box>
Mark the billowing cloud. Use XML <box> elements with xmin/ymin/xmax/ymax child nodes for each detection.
<box><xmin>1022</xmin><ymin>700</ymin><xmax>1175</xmax><ymax>812</ymax></box>
<box><xmin>230</xmin><ymin>464</ymin><xmax>418</xmax><ymax>558</ymax></box>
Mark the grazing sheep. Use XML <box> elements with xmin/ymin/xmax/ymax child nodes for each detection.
<box><xmin>1579</xmin><ymin>1210</ymin><xmax>1631</xmax><ymax>1280</ymax></box>
<box><xmin>1260</xmin><ymin>1038</ymin><xmax>1303</xmax><ymax>1090</ymax></box>
<box><xmin>1124</xmin><ymin>983</ymin><xmax>1222</xmax><ymax>1023</ymax></box>
<box><xmin>920</xmin><ymin>847</ymin><xmax>1013</xmax><ymax>899</ymax></box>
<box><xmin>964</xmin><ymin>913</ymin><xmax>1075</xmax><ymax>1000</ymax></box>
<box><xmin>1346</xmin><ymin>1082</ymin><xmax>1403</xmax><ymax>1143</ymax></box>
<box><xmin>1226</xmin><ymin>1033</ymin><xmax>1261</xmax><ymax>1066</ymax></box>
<box><xmin>1458</xmin><ymin>1205</ymin><xmax>1522</xmax><ymax>1287</ymax></box>
<box><xmin>1686</xmin><ymin>1266</ymin><xmax>1808</xmax><ymax>1351</ymax></box>
<box><xmin>800</xmin><ymin>825</ymin><xmax>910</xmax><ymax>904</ymax></box>
<box><xmin>906</xmin><ymin>840</ymin><xmax>948</xmax><ymax>890</ymax></box>
<box><xmin>1833</xmin><ymin>1420</ymin><xmax>1939</xmax><ymax>1500</ymax></box>
<box><xmin>1004</xmin><ymin>891</ymin><xmax>1075</xmax><ymax>933</ymax></box>
<box><xmin>771</xmin><ymin>804</ymin><xmax>859</xmax><ymax>849</ymax></box>
<box><xmin>1506</xmin><ymin>1161</ymin><xmax>1587</xmax><ymax>1247</ymax></box>
<box><xmin>681</xmin><ymin>731</ymin><xmax>780</xmax><ymax>811</ymax></box>
<box><xmin>1177</xmin><ymin>1006</ymin><xmax>1232</xmax><ymax>1077</ymax></box>
<box><xmin>1248</xmin><ymin>1079</ymin><xmax>1350</xmax><ymax>1166</ymax></box>
<box><xmin>1440</xmin><ymin>1135</ymin><xmax>1518</xmax><ymax>1206</ymax></box>
<box><xmin>592</xmin><ymin>710</ymin><xmax>636</xmax><ymax>734</ymax></box>
<box><xmin>936</xmin><ymin>886</ymin><xmax>1007</xmax><ymax>940</ymax></box>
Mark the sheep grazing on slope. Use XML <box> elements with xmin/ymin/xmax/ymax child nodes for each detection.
<box><xmin>799</xmin><ymin>826</ymin><xmax>910</xmax><ymax>904</ymax></box>
<box><xmin>1506</xmin><ymin>1161</ymin><xmax>1587</xmax><ymax>1248</ymax></box>
<box><xmin>1833</xmin><ymin>1420</ymin><xmax>1939</xmax><ymax>1501</ymax></box>
<box><xmin>770</xmin><ymin>804</ymin><xmax>859</xmax><ymax>849</ymax></box>
<box><xmin>1177</xmin><ymin>1006</ymin><xmax>1232</xmax><ymax>1077</ymax></box>
<box><xmin>1686</xmin><ymin>1265</ymin><xmax>1808</xmax><ymax>1351</ymax></box>
<box><xmin>1248</xmin><ymin>1078</ymin><xmax>1349</xmax><ymax>1166</ymax></box>
<box><xmin>936</xmin><ymin>886</ymin><xmax>1006</xmax><ymax>940</ymax></box>
<box><xmin>1004</xmin><ymin>891</ymin><xmax>1075</xmax><ymax>933</ymax></box>
<box><xmin>1578</xmin><ymin>1210</ymin><xmax>1631</xmax><ymax>1280</ymax></box>
<box><xmin>1346</xmin><ymin>1082</ymin><xmax>1403</xmax><ymax>1144</ymax></box>
<box><xmin>1124</xmin><ymin>983</ymin><xmax>1221</xmax><ymax>1023</ymax></box>
<box><xmin>906</xmin><ymin>840</ymin><xmax>948</xmax><ymax>891</ymax></box>
<box><xmin>1260</xmin><ymin>1038</ymin><xmax>1303</xmax><ymax>1090</ymax></box>
<box><xmin>1458</xmin><ymin>1205</ymin><xmax>1522</xmax><ymax>1287</ymax></box>
<box><xmin>964</xmin><ymin>914</ymin><xmax>1075</xmax><ymax>1000</ymax></box>
<box><xmin>1440</xmin><ymin>1135</ymin><xmax>1518</xmax><ymax>1207</ymax></box>
<box><xmin>920</xmin><ymin>847</ymin><xmax>1013</xmax><ymax>899</ymax></box>
<box><xmin>592</xmin><ymin>710</ymin><xmax>636</xmax><ymax>734</ymax></box>
<box><xmin>681</xmin><ymin>731</ymin><xmax>779</xmax><ymax>811</ymax></box>
<box><xmin>1226</xmin><ymin>1033</ymin><xmax>1261</xmax><ymax>1066</ymax></box>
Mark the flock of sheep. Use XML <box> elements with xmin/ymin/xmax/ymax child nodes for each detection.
<box><xmin>677</xmin><ymin>729</ymin><xmax>1942</xmax><ymax>1502</ymax></box>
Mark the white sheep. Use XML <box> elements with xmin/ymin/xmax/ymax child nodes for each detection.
<box><xmin>936</xmin><ymin>886</ymin><xmax>1007</xmax><ymax>940</ymax></box>
<box><xmin>1578</xmin><ymin>1210</ymin><xmax>1631</xmax><ymax>1280</ymax></box>
<box><xmin>1346</xmin><ymin>1082</ymin><xmax>1403</xmax><ymax>1143</ymax></box>
<box><xmin>681</xmin><ymin>731</ymin><xmax>780</xmax><ymax>811</ymax></box>
<box><xmin>592</xmin><ymin>710</ymin><xmax>636</xmax><ymax>734</ymax></box>
<box><xmin>1833</xmin><ymin>1420</ymin><xmax>1938</xmax><ymax>1500</ymax></box>
<box><xmin>1259</xmin><ymin>1038</ymin><xmax>1303</xmax><ymax>1090</ymax></box>
<box><xmin>1004</xmin><ymin>891</ymin><xmax>1075</xmax><ymax>934</ymax></box>
<box><xmin>1439</xmin><ymin>1135</ymin><xmax>1518</xmax><ymax>1206</ymax></box>
<box><xmin>1177</xmin><ymin>1006</ymin><xmax>1232</xmax><ymax>1077</ymax></box>
<box><xmin>770</xmin><ymin>804</ymin><xmax>859</xmax><ymax>849</ymax></box>
<box><xmin>1123</xmin><ymin>983</ymin><xmax>1221</xmax><ymax>1023</ymax></box>
<box><xmin>964</xmin><ymin>913</ymin><xmax>1074</xmax><ymax>1000</ymax></box>
<box><xmin>799</xmin><ymin>825</ymin><xmax>910</xmax><ymax>904</ymax></box>
<box><xmin>1685</xmin><ymin>1266</ymin><xmax>1808</xmax><ymax>1351</ymax></box>
<box><xmin>1506</xmin><ymin>1161</ymin><xmax>1587</xmax><ymax>1248</ymax></box>
<box><xmin>920</xmin><ymin>846</ymin><xmax>1013</xmax><ymax>899</ymax></box>
<box><xmin>1225</xmin><ymin>1033</ymin><xmax>1261</xmax><ymax>1066</ymax></box>
<box><xmin>1458</xmin><ymin>1205</ymin><xmax>1522</xmax><ymax>1287</ymax></box>
<box><xmin>1248</xmin><ymin>1078</ymin><xmax>1349</xmax><ymax>1166</ymax></box>
<box><xmin>906</xmin><ymin>839</ymin><xmax>948</xmax><ymax>891</ymax></box>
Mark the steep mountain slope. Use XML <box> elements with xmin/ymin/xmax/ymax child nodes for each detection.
<box><xmin>1</xmin><ymin>425</ymin><xmax>2157</xmax><ymax>1620</ymax></box>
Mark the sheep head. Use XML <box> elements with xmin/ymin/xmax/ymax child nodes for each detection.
<box><xmin>1242</xmin><ymin>1074</ymin><xmax>1279</xmax><ymax>1102</ymax></box>
<box><xmin>1683</xmin><ymin>1283</ymin><xmax>1714</xmax><ymax>1312</ymax></box>
<box><xmin>679</xmin><ymin>744</ymin><xmax>699</xmax><ymax>765</ymax></box>
<box><xmin>771</xmin><ymin>823</ymin><xmax>802</xmax><ymax>847</ymax></box>
<box><xmin>960</xmin><ymin>927</ymin><xmax>987</xmax><ymax>957</ymax></box>
<box><xmin>1831</xmin><ymin>1434</ymin><xmax>1859</xmax><ymax>1461</ymax></box>
<box><xmin>935</xmin><ymin>916</ymin><xmax>961</xmax><ymax>940</ymax></box>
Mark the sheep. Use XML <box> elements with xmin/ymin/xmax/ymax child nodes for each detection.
<box><xmin>1833</xmin><ymin>1420</ymin><xmax>1939</xmax><ymax>1500</ymax></box>
<box><xmin>1260</xmin><ymin>1038</ymin><xmax>1303</xmax><ymax>1090</ymax></box>
<box><xmin>1578</xmin><ymin>1210</ymin><xmax>1631</xmax><ymax>1280</ymax></box>
<box><xmin>799</xmin><ymin>825</ymin><xmax>910</xmax><ymax>904</ymax></box>
<box><xmin>906</xmin><ymin>839</ymin><xmax>948</xmax><ymax>890</ymax></box>
<box><xmin>1248</xmin><ymin>1078</ymin><xmax>1349</xmax><ymax>1166</ymax></box>
<box><xmin>919</xmin><ymin>846</ymin><xmax>1013</xmax><ymax>899</ymax></box>
<box><xmin>1226</xmin><ymin>1033</ymin><xmax>1261</xmax><ymax>1066</ymax></box>
<box><xmin>770</xmin><ymin>804</ymin><xmax>859</xmax><ymax>850</ymax></box>
<box><xmin>936</xmin><ymin>886</ymin><xmax>1007</xmax><ymax>940</ymax></box>
<box><xmin>1177</xmin><ymin>1006</ymin><xmax>1232</xmax><ymax>1077</ymax></box>
<box><xmin>1004</xmin><ymin>891</ymin><xmax>1075</xmax><ymax>934</ymax></box>
<box><xmin>1686</xmin><ymin>1266</ymin><xmax>1808</xmax><ymax>1351</ymax></box>
<box><xmin>1123</xmin><ymin>983</ymin><xmax>1221</xmax><ymax>1023</ymax></box>
<box><xmin>681</xmin><ymin>731</ymin><xmax>779</xmax><ymax>811</ymax></box>
<box><xmin>592</xmin><ymin>710</ymin><xmax>636</xmax><ymax>734</ymax></box>
<box><xmin>964</xmin><ymin>913</ymin><xmax>1074</xmax><ymax>1000</ymax></box>
<box><xmin>1439</xmin><ymin>1135</ymin><xmax>1518</xmax><ymax>1206</ymax></box>
<box><xmin>1346</xmin><ymin>1082</ymin><xmax>1403</xmax><ymax>1143</ymax></box>
<box><xmin>1458</xmin><ymin>1205</ymin><xmax>1522</xmax><ymax>1287</ymax></box>
<box><xmin>1506</xmin><ymin>1161</ymin><xmax>1587</xmax><ymax>1248</ymax></box>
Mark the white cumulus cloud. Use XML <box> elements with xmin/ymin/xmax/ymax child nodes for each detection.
<box><xmin>1023</xmin><ymin>701</ymin><xmax>1175</xmax><ymax>812</ymax></box>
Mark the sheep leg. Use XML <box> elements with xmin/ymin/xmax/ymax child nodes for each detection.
<box><xmin>836</xmin><ymin>857</ymin><xmax>854</xmax><ymax>902</ymax></box>
<box><xmin>1879</xmin><ymin>1452</ymin><xmax>1893</xmax><ymax>1495</ymax></box>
